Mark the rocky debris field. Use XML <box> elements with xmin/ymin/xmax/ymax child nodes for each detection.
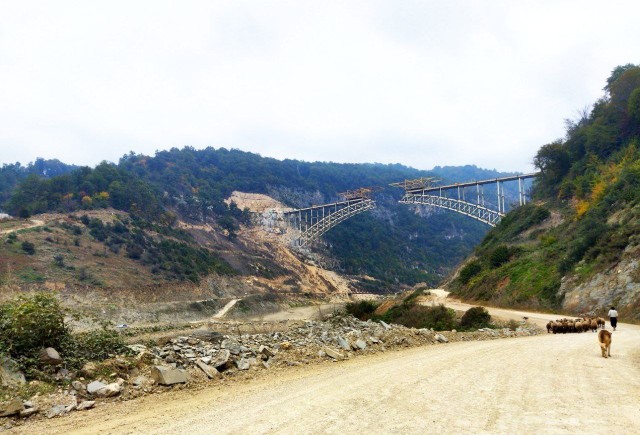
<box><xmin>0</xmin><ymin>315</ymin><xmax>541</xmax><ymax>430</ymax></box>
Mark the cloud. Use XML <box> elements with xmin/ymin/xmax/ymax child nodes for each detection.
<box><xmin>1</xmin><ymin>1</ymin><xmax>639</xmax><ymax>172</ymax></box>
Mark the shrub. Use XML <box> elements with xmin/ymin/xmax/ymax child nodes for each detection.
<box><xmin>380</xmin><ymin>303</ymin><xmax>456</xmax><ymax>331</ymax></box>
<box><xmin>459</xmin><ymin>260</ymin><xmax>482</xmax><ymax>284</ymax></box>
<box><xmin>459</xmin><ymin>306</ymin><xmax>492</xmax><ymax>330</ymax></box>
<box><xmin>61</xmin><ymin>328</ymin><xmax>129</xmax><ymax>369</ymax></box>
<box><xmin>345</xmin><ymin>300</ymin><xmax>379</xmax><ymax>320</ymax></box>
<box><xmin>21</xmin><ymin>241</ymin><xmax>35</xmax><ymax>255</ymax></box>
<box><xmin>489</xmin><ymin>245</ymin><xmax>510</xmax><ymax>268</ymax></box>
<box><xmin>53</xmin><ymin>254</ymin><xmax>65</xmax><ymax>267</ymax></box>
<box><xmin>0</xmin><ymin>293</ymin><xmax>70</xmax><ymax>357</ymax></box>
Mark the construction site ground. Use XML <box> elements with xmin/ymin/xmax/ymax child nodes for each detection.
<box><xmin>12</xmin><ymin>294</ymin><xmax>640</xmax><ymax>434</ymax></box>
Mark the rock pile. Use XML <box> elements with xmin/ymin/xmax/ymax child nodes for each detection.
<box><xmin>141</xmin><ymin>315</ymin><xmax>541</xmax><ymax>373</ymax></box>
<box><xmin>1</xmin><ymin>315</ymin><xmax>541</xmax><ymax>428</ymax></box>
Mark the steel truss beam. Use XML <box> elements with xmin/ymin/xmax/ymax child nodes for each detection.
<box><xmin>399</xmin><ymin>194</ymin><xmax>502</xmax><ymax>226</ymax></box>
<box><xmin>394</xmin><ymin>173</ymin><xmax>538</xmax><ymax>226</ymax></box>
<box><xmin>285</xmin><ymin>198</ymin><xmax>375</xmax><ymax>246</ymax></box>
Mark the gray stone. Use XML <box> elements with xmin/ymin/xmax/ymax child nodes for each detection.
<box><xmin>80</xmin><ymin>362</ymin><xmax>98</xmax><ymax>377</ymax></box>
<box><xmin>195</xmin><ymin>359</ymin><xmax>221</xmax><ymax>379</ymax></box>
<box><xmin>354</xmin><ymin>339</ymin><xmax>367</xmax><ymax>350</ymax></box>
<box><xmin>0</xmin><ymin>399</ymin><xmax>23</xmax><ymax>417</ymax></box>
<box><xmin>71</xmin><ymin>380</ymin><xmax>86</xmax><ymax>392</ymax></box>
<box><xmin>46</xmin><ymin>405</ymin><xmax>66</xmax><ymax>419</ymax></box>
<box><xmin>435</xmin><ymin>334</ymin><xmax>448</xmax><ymax>343</ymax></box>
<box><xmin>380</xmin><ymin>320</ymin><xmax>392</xmax><ymax>330</ymax></box>
<box><xmin>0</xmin><ymin>356</ymin><xmax>26</xmax><ymax>387</ymax></box>
<box><xmin>323</xmin><ymin>347</ymin><xmax>344</xmax><ymax>360</ymax></box>
<box><xmin>87</xmin><ymin>380</ymin><xmax>107</xmax><ymax>394</ymax></box>
<box><xmin>191</xmin><ymin>330</ymin><xmax>223</xmax><ymax>343</ymax></box>
<box><xmin>39</xmin><ymin>347</ymin><xmax>62</xmax><ymax>365</ymax></box>
<box><xmin>151</xmin><ymin>366</ymin><xmax>188</xmax><ymax>385</ymax></box>
<box><xmin>225</xmin><ymin>343</ymin><xmax>242</xmax><ymax>355</ymax></box>
<box><xmin>211</xmin><ymin>350</ymin><xmax>231</xmax><ymax>369</ymax></box>
<box><xmin>235</xmin><ymin>358</ymin><xmax>251</xmax><ymax>370</ymax></box>
<box><xmin>132</xmin><ymin>376</ymin><xmax>149</xmax><ymax>386</ymax></box>
<box><xmin>336</xmin><ymin>336</ymin><xmax>350</xmax><ymax>351</ymax></box>
<box><xmin>93</xmin><ymin>383</ymin><xmax>121</xmax><ymax>398</ymax></box>
<box><xmin>259</xmin><ymin>345</ymin><xmax>276</xmax><ymax>358</ymax></box>
<box><xmin>19</xmin><ymin>408</ymin><xmax>39</xmax><ymax>418</ymax></box>
<box><xmin>77</xmin><ymin>401</ymin><xmax>96</xmax><ymax>411</ymax></box>
<box><xmin>127</xmin><ymin>344</ymin><xmax>148</xmax><ymax>353</ymax></box>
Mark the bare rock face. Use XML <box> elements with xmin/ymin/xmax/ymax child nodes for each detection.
<box><xmin>561</xmin><ymin>245</ymin><xmax>640</xmax><ymax>316</ymax></box>
<box><xmin>0</xmin><ymin>356</ymin><xmax>26</xmax><ymax>387</ymax></box>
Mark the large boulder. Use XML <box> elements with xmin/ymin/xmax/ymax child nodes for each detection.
<box><xmin>39</xmin><ymin>347</ymin><xmax>62</xmax><ymax>365</ymax></box>
<box><xmin>0</xmin><ymin>356</ymin><xmax>26</xmax><ymax>387</ymax></box>
<box><xmin>95</xmin><ymin>383</ymin><xmax>122</xmax><ymax>398</ymax></box>
<box><xmin>150</xmin><ymin>366</ymin><xmax>188</xmax><ymax>385</ymax></box>
<box><xmin>195</xmin><ymin>359</ymin><xmax>221</xmax><ymax>379</ymax></box>
<box><xmin>87</xmin><ymin>380</ymin><xmax>107</xmax><ymax>395</ymax></box>
<box><xmin>211</xmin><ymin>350</ymin><xmax>231</xmax><ymax>370</ymax></box>
<box><xmin>0</xmin><ymin>399</ymin><xmax>24</xmax><ymax>417</ymax></box>
<box><xmin>191</xmin><ymin>330</ymin><xmax>223</xmax><ymax>343</ymax></box>
<box><xmin>323</xmin><ymin>347</ymin><xmax>344</xmax><ymax>360</ymax></box>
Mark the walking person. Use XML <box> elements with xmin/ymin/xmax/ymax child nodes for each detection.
<box><xmin>608</xmin><ymin>306</ymin><xmax>618</xmax><ymax>331</ymax></box>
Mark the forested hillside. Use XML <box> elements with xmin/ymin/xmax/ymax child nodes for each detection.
<box><xmin>0</xmin><ymin>158</ymin><xmax>77</xmax><ymax>207</ymax></box>
<box><xmin>1</xmin><ymin>147</ymin><xmax>512</xmax><ymax>289</ymax></box>
<box><xmin>449</xmin><ymin>64</ymin><xmax>640</xmax><ymax>320</ymax></box>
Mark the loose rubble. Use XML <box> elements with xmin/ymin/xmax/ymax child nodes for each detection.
<box><xmin>0</xmin><ymin>314</ymin><xmax>541</xmax><ymax>429</ymax></box>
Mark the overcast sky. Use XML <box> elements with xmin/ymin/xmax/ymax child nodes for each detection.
<box><xmin>1</xmin><ymin>1</ymin><xmax>639</xmax><ymax>173</ymax></box>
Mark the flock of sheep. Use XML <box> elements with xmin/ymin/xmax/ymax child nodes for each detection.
<box><xmin>546</xmin><ymin>317</ymin><xmax>606</xmax><ymax>334</ymax></box>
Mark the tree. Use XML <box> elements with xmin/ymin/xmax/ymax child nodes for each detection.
<box><xmin>605</xmin><ymin>63</ymin><xmax>638</xmax><ymax>94</ymax></box>
<box><xmin>533</xmin><ymin>141</ymin><xmax>571</xmax><ymax>189</ymax></box>
<box><xmin>628</xmin><ymin>88</ymin><xmax>640</xmax><ymax>127</ymax></box>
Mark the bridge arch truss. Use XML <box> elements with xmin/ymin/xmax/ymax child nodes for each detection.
<box><xmin>284</xmin><ymin>189</ymin><xmax>376</xmax><ymax>247</ymax></box>
<box><xmin>392</xmin><ymin>173</ymin><xmax>538</xmax><ymax>227</ymax></box>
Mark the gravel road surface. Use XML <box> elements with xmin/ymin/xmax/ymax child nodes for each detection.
<box><xmin>16</xmin><ymin>318</ymin><xmax>640</xmax><ymax>434</ymax></box>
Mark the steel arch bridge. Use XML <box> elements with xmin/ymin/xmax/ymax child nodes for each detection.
<box><xmin>391</xmin><ymin>173</ymin><xmax>538</xmax><ymax>227</ymax></box>
<box><xmin>284</xmin><ymin>188</ymin><xmax>376</xmax><ymax>247</ymax></box>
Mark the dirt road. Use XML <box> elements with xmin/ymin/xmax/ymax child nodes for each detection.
<box><xmin>16</xmin><ymin>321</ymin><xmax>640</xmax><ymax>434</ymax></box>
<box><xmin>422</xmin><ymin>289</ymin><xmax>565</xmax><ymax>328</ymax></box>
<box><xmin>0</xmin><ymin>219</ymin><xmax>44</xmax><ymax>235</ymax></box>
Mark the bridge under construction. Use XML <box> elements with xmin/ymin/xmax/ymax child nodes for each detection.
<box><xmin>283</xmin><ymin>188</ymin><xmax>375</xmax><ymax>247</ymax></box>
<box><xmin>259</xmin><ymin>173</ymin><xmax>538</xmax><ymax>246</ymax></box>
<box><xmin>391</xmin><ymin>173</ymin><xmax>538</xmax><ymax>227</ymax></box>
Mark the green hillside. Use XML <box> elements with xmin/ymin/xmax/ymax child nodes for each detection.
<box><xmin>449</xmin><ymin>64</ymin><xmax>640</xmax><ymax>320</ymax></box>
<box><xmin>1</xmin><ymin>149</ymin><xmax>515</xmax><ymax>290</ymax></box>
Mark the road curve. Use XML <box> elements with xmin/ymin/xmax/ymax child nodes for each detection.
<box><xmin>17</xmin><ymin>322</ymin><xmax>640</xmax><ymax>434</ymax></box>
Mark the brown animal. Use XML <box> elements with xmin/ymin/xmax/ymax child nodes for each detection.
<box><xmin>597</xmin><ymin>317</ymin><xmax>605</xmax><ymax>329</ymax></box>
<box><xmin>598</xmin><ymin>329</ymin><xmax>612</xmax><ymax>358</ymax></box>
